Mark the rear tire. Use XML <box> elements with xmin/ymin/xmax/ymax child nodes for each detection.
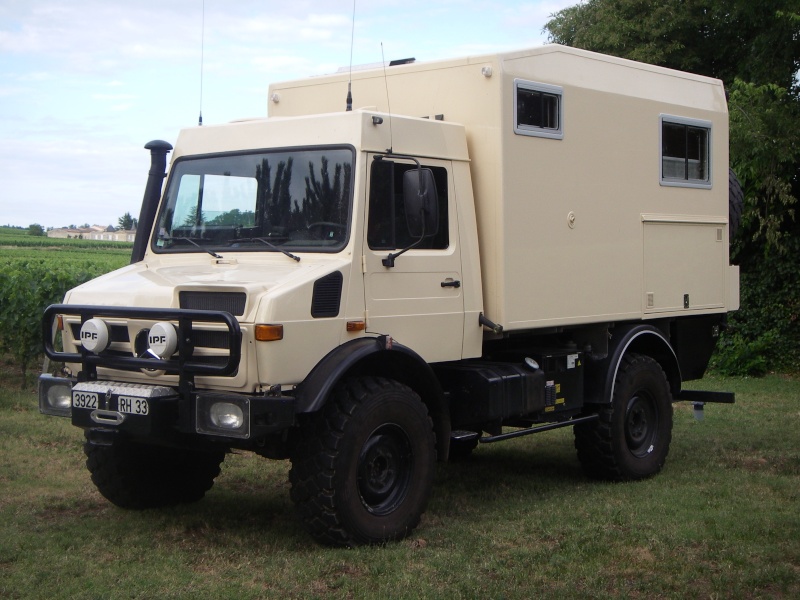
<box><xmin>289</xmin><ymin>377</ymin><xmax>436</xmax><ymax>546</ymax></box>
<box><xmin>84</xmin><ymin>434</ymin><xmax>225</xmax><ymax>509</ymax></box>
<box><xmin>574</xmin><ymin>353</ymin><xmax>673</xmax><ymax>481</ymax></box>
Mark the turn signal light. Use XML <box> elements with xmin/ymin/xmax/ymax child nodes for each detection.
<box><xmin>255</xmin><ymin>324</ymin><xmax>284</xmax><ymax>342</ymax></box>
<box><xmin>346</xmin><ymin>320</ymin><xmax>366</xmax><ymax>332</ymax></box>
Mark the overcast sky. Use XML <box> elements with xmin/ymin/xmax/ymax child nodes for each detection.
<box><xmin>0</xmin><ymin>0</ymin><xmax>573</xmax><ymax>229</ymax></box>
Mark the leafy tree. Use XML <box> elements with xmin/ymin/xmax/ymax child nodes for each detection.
<box><xmin>255</xmin><ymin>157</ymin><xmax>294</xmax><ymax>231</ymax></box>
<box><xmin>207</xmin><ymin>209</ymin><xmax>256</xmax><ymax>226</ymax></box>
<box><xmin>301</xmin><ymin>156</ymin><xmax>352</xmax><ymax>226</ymax></box>
<box><xmin>117</xmin><ymin>212</ymin><xmax>138</xmax><ymax>230</ymax></box>
<box><xmin>545</xmin><ymin>0</ymin><xmax>800</xmax><ymax>372</ymax></box>
<box><xmin>546</xmin><ymin>1</ymin><xmax>799</xmax><ymax>93</ymax></box>
<box><xmin>27</xmin><ymin>223</ymin><xmax>45</xmax><ymax>236</ymax></box>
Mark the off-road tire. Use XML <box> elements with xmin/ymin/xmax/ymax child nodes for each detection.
<box><xmin>84</xmin><ymin>434</ymin><xmax>225</xmax><ymax>509</ymax></box>
<box><xmin>289</xmin><ymin>376</ymin><xmax>436</xmax><ymax>547</ymax></box>
<box><xmin>574</xmin><ymin>353</ymin><xmax>673</xmax><ymax>481</ymax></box>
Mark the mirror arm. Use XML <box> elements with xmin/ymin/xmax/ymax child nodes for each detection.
<box><xmin>382</xmin><ymin>210</ymin><xmax>427</xmax><ymax>268</ymax></box>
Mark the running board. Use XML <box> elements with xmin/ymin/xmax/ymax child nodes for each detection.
<box><xmin>677</xmin><ymin>390</ymin><xmax>735</xmax><ymax>404</ymax></box>
<box><xmin>477</xmin><ymin>414</ymin><xmax>600</xmax><ymax>445</ymax></box>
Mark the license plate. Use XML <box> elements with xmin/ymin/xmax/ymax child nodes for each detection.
<box><xmin>72</xmin><ymin>391</ymin><xmax>98</xmax><ymax>409</ymax></box>
<box><xmin>71</xmin><ymin>391</ymin><xmax>149</xmax><ymax>415</ymax></box>
<box><xmin>118</xmin><ymin>395</ymin><xmax>149</xmax><ymax>416</ymax></box>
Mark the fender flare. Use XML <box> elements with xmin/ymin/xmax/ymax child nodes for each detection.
<box><xmin>294</xmin><ymin>336</ymin><xmax>450</xmax><ymax>460</ymax></box>
<box><xmin>587</xmin><ymin>324</ymin><xmax>682</xmax><ymax>405</ymax></box>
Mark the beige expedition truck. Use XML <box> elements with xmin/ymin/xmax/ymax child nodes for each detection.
<box><xmin>39</xmin><ymin>45</ymin><xmax>739</xmax><ymax>546</ymax></box>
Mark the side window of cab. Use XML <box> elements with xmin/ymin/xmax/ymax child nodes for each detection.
<box><xmin>367</xmin><ymin>159</ymin><xmax>449</xmax><ymax>250</ymax></box>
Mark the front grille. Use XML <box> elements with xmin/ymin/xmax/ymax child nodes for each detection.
<box><xmin>180</xmin><ymin>291</ymin><xmax>246</xmax><ymax>316</ymax></box>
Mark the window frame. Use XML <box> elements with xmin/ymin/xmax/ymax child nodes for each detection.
<box><xmin>366</xmin><ymin>157</ymin><xmax>450</xmax><ymax>252</ymax></box>
<box><xmin>513</xmin><ymin>79</ymin><xmax>564</xmax><ymax>140</ymax></box>
<box><xmin>659</xmin><ymin>114</ymin><xmax>713</xmax><ymax>189</ymax></box>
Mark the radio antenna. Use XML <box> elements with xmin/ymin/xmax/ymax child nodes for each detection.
<box><xmin>346</xmin><ymin>0</ymin><xmax>356</xmax><ymax>111</ymax></box>
<box><xmin>198</xmin><ymin>0</ymin><xmax>205</xmax><ymax>126</ymax></box>
<box><xmin>381</xmin><ymin>42</ymin><xmax>393</xmax><ymax>152</ymax></box>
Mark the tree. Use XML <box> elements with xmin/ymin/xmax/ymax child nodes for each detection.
<box><xmin>545</xmin><ymin>0</ymin><xmax>800</xmax><ymax>372</ymax></box>
<box><xmin>118</xmin><ymin>212</ymin><xmax>138</xmax><ymax>230</ymax></box>
<box><xmin>27</xmin><ymin>223</ymin><xmax>45</xmax><ymax>236</ymax></box>
<box><xmin>546</xmin><ymin>1</ymin><xmax>799</xmax><ymax>92</ymax></box>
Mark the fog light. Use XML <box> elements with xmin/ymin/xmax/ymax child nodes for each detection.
<box><xmin>196</xmin><ymin>394</ymin><xmax>250</xmax><ymax>439</ymax></box>
<box><xmin>38</xmin><ymin>374</ymin><xmax>74</xmax><ymax>417</ymax></box>
<box><xmin>210</xmin><ymin>402</ymin><xmax>244</xmax><ymax>429</ymax></box>
<box><xmin>80</xmin><ymin>318</ymin><xmax>111</xmax><ymax>354</ymax></box>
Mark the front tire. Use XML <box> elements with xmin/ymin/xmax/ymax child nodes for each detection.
<box><xmin>574</xmin><ymin>353</ymin><xmax>673</xmax><ymax>481</ymax></box>
<box><xmin>84</xmin><ymin>434</ymin><xmax>225</xmax><ymax>509</ymax></box>
<box><xmin>289</xmin><ymin>377</ymin><xmax>436</xmax><ymax>546</ymax></box>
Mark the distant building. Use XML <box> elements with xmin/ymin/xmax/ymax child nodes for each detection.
<box><xmin>47</xmin><ymin>225</ymin><xmax>136</xmax><ymax>242</ymax></box>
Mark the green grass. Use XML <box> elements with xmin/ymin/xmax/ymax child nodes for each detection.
<box><xmin>1</xmin><ymin>370</ymin><xmax>798</xmax><ymax>599</ymax></box>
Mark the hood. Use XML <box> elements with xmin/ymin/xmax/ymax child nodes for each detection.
<box><xmin>65</xmin><ymin>256</ymin><xmax>348</xmax><ymax>319</ymax></box>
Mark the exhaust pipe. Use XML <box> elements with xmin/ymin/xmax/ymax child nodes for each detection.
<box><xmin>130</xmin><ymin>140</ymin><xmax>173</xmax><ymax>264</ymax></box>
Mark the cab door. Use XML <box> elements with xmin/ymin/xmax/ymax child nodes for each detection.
<box><xmin>363</xmin><ymin>156</ymin><xmax>464</xmax><ymax>362</ymax></box>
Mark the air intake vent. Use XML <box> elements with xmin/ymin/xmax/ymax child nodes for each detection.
<box><xmin>180</xmin><ymin>291</ymin><xmax>246</xmax><ymax>316</ymax></box>
<box><xmin>311</xmin><ymin>272</ymin><xmax>343</xmax><ymax>318</ymax></box>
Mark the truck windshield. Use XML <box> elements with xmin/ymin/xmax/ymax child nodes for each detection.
<box><xmin>154</xmin><ymin>146</ymin><xmax>353</xmax><ymax>254</ymax></box>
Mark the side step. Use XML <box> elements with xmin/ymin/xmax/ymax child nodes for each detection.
<box><xmin>677</xmin><ymin>390</ymin><xmax>735</xmax><ymax>404</ymax></box>
<box><xmin>450</xmin><ymin>414</ymin><xmax>600</xmax><ymax>446</ymax></box>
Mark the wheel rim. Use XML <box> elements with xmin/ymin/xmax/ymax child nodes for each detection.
<box><xmin>357</xmin><ymin>424</ymin><xmax>413</xmax><ymax>516</ymax></box>
<box><xmin>625</xmin><ymin>393</ymin><xmax>659</xmax><ymax>457</ymax></box>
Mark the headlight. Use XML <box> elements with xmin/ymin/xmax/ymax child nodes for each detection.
<box><xmin>196</xmin><ymin>394</ymin><xmax>250</xmax><ymax>439</ymax></box>
<box><xmin>39</xmin><ymin>375</ymin><xmax>74</xmax><ymax>417</ymax></box>
<box><xmin>210</xmin><ymin>402</ymin><xmax>244</xmax><ymax>429</ymax></box>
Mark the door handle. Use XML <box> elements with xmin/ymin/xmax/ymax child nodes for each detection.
<box><xmin>441</xmin><ymin>280</ymin><xmax>461</xmax><ymax>288</ymax></box>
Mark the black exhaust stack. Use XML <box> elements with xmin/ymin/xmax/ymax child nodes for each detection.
<box><xmin>130</xmin><ymin>140</ymin><xmax>173</xmax><ymax>264</ymax></box>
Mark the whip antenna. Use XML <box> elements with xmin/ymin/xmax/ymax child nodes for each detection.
<box><xmin>198</xmin><ymin>0</ymin><xmax>205</xmax><ymax>126</ymax></box>
<box><xmin>346</xmin><ymin>0</ymin><xmax>356</xmax><ymax>111</ymax></box>
<box><xmin>381</xmin><ymin>42</ymin><xmax>393</xmax><ymax>152</ymax></box>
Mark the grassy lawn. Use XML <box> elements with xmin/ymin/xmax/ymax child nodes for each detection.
<box><xmin>1</xmin><ymin>367</ymin><xmax>797</xmax><ymax>599</ymax></box>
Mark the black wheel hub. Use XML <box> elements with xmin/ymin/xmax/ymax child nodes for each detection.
<box><xmin>625</xmin><ymin>394</ymin><xmax>658</xmax><ymax>457</ymax></box>
<box><xmin>357</xmin><ymin>424</ymin><xmax>413</xmax><ymax>516</ymax></box>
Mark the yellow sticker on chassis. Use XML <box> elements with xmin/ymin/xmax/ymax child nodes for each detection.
<box><xmin>118</xmin><ymin>395</ymin><xmax>150</xmax><ymax>416</ymax></box>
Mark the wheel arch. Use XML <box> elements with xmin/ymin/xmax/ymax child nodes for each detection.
<box><xmin>588</xmin><ymin>324</ymin><xmax>682</xmax><ymax>405</ymax></box>
<box><xmin>294</xmin><ymin>336</ymin><xmax>450</xmax><ymax>461</ymax></box>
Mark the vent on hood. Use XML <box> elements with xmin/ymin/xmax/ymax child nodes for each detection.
<box><xmin>180</xmin><ymin>291</ymin><xmax>246</xmax><ymax>316</ymax></box>
<box><xmin>311</xmin><ymin>272</ymin><xmax>343</xmax><ymax>318</ymax></box>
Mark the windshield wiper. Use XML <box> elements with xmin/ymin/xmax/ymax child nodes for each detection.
<box><xmin>171</xmin><ymin>237</ymin><xmax>223</xmax><ymax>259</ymax></box>
<box><xmin>252</xmin><ymin>237</ymin><xmax>301</xmax><ymax>262</ymax></box>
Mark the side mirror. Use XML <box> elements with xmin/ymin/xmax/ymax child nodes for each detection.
<box><xmin>403</xmin><ymin>168</ymin><xmax>438</xmax><ymax>238</ymax></box>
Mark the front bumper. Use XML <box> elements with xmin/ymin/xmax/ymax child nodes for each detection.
<box><xmin>39</xmin><ymin>375</ymin><xmax>296</xmax><ymax>443</ymax></box>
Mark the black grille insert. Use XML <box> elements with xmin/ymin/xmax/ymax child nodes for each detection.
<box><xmin>179</xmin><ymin>291</ymin><xmax>246</xmax><ymax>316</ymax></box>
<box><xmin>311</xmin><ymin>272</ymin><xmax>343</xmax><ymax>318</ymax></box>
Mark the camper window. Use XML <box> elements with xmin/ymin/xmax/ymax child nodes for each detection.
<box><xmin>514</xmin><ymin>79</ymin><xmax>563</xmax><ymax>140</ymax></box>
<box><xmin>660</xmin><ymin>115</ymin><xmax>712</xmax><ymax>188</ymax></box>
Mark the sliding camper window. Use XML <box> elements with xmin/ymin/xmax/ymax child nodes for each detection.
<box><xmin>660</xmin><ymin>115</ymin><xmax>712</xmax><ymax>188</ymax></box>
<box><xmin>514</xmin><ymin>79</ymin><xmax>563</xmax><ymax>140</ymax></box>
<box><xmin>367</xmin><ymin>159</ymin><xmax>449</xmax><ymax>251</ymax></box>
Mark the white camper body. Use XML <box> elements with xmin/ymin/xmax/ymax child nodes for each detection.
<box><xmin>268</xmin><ymin>44</ymin><xmax>738</xmax><ymax>334</ymax></box>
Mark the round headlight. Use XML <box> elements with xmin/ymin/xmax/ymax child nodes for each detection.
<box><xmin>210</xmin><ymin>402</ymin><xmax>244</xmax><ymax>430</ymax></box>
<box><xmin>47</xmin><ymin>384</ymin><xmax>72</xmax><ymax>409</ymax></box>
<box><xmin>80</xmin><ymin>318</ymin><xmax>110</xmax><ymax>354</ymax></box>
